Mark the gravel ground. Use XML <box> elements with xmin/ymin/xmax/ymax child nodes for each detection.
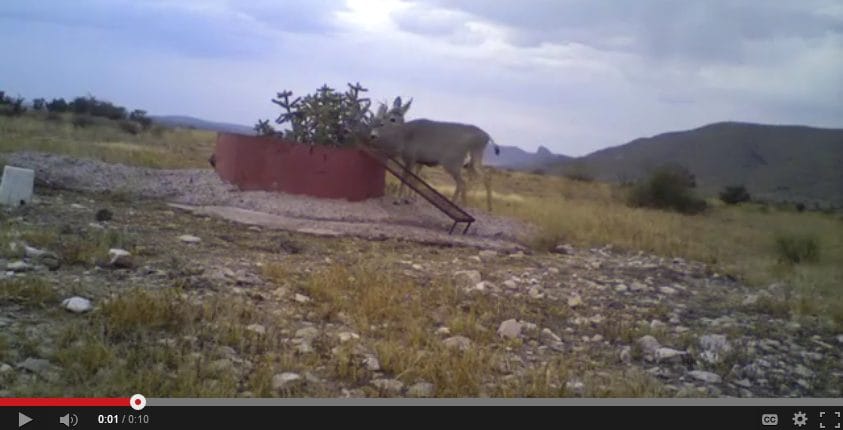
<box><xmin>7</xmin><ymin>152</ymin><xmax>532</xmax><ymax>249</ymax></box>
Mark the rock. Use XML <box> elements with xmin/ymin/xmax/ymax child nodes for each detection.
<box><xmin>650</xmin><ymin>320</ymin><xmax>666</xmax><ymax>330</ymax></box>
<box><xmin>411</xmin><ymin>264</ymin><xmax>423</xmax><ymax>271</ymax></box>
<box><xmin>637</xmin><ymin>335</ymin><xmax>661</xmax><ymax>356</ymax></box>
<box><xmin>508</xmin><ymin>251</ymin><xmax>525</xmax><ymax>259</ymax></box>
<box><xmin>435</xmin><ymin>327</ymin><xmax>451</xmax><ymax>336</ymax></box>
<box><xmin>547</xmin><ymin>267</ymin><xmax>560</xmax><ymax>275</ymax></box>
<box><xmin>502</xmin><ymin>279</ymin><xmax>518</xmax><ymax>289</ymax></box>
<box><xmin>614</xmin><ymin>284</ymin><xmax>628</xmax><ymax>293</ymax></box>
<box><xmin>591</xmin><ymin>334</ymin><xmax>604</xmax><ymax>343</ymax></box>
<box><xmin>619</xmin><ymin>346</ymin><xmax>632</xmax><ymax>364</ymax></box>
<box><xmin>217</xmin><ymin>346</ymin><xmax>237</xmax><ymax>358</ymax></box>
<box><xmin>443</xmin><ymin>336</ymin><xmax>472</xmax><ymax>351</ymax></box>
<box><xmin>16</xmin><ymin>358</ymin><xmax>53</xmax><ymax>375</ymax></box>
<box><xmin>734</xmin><ymin>379</ymin><xmax>752</xmax><ymax>388</ymax></box>
<box><xmin>179</xmin><ymin>234</ymin><xmax>202</xmax><ymax>244</ymax></box>
<box><xmin>528</xmin><ymin>286</ymin><xmax>544</xmax><ymax>299</ymax></box>
<box><xmin>567</xmin><ymin>294</ymin><xmax>583</xmax><ymax>308</ymax></box>
<box><xmin>295</xmin><ymin>327</ymin><xmax>320</xmax><ymax>341</ymax></box>
<box><xmin>655</xmin><ymin>347</ymin><xmax>687</xmax><ymax>363</ymax></box>
<box><xmin>497</xmin><ymin>319</ymin><xmax>523</xmax><ymax>339</ymax></box>
<box><xmin>363</xmin><ymin>355</ymin><xmax>381</xmax><ymax>371</ymax></box>
<box><xmin>473</xmin><ymin>281</ymin><xmax>493</xmax><ymax>292</ymax></box>
<box><xmin>95</xmin><ymin>208</ymin><xmax>113</xmax><ymax>222</ymax></box>
<box><xmin>478</xmin><ymin>250</ymin><xmax>497</xmax><ymax>260</ymax></box>
<box><xmin>630</xmin><ymin>282</ymin><xmax>647</xmax><ymax>292</ymax></box>
<box><xmin>540</xmin><ymin>328</ymin><xmax>561</xmax><ymax>344</ymax></box>
<box><xmin>108</xmin><ymin>248</ymin><xmax>133</xmax><ymax>268</ymax></box>
<box><xmin>0</xmin><ymin>363</ymin><xmax>12</xmax><ymax>373</ymax></box>
<box><xmin>62</xmin><ymin>297</ymin><xmax>92</xmax><ymax>313</ymax></box>
<box><xmin>7</xmin><ymin>261</ymin><xmax>33</xmax><ymax>272</ymax></box>
<box><xmin>687</xmin><ymin>370</ymin><xmax>722</xmax><ymax>384</ymax></box>
<box><xmin>699</xmin><ymin>334</ymin><xmax>733</xmax><ymax>364</ymax></box>
<box><xmin>552</xmin><ymin>244</ymin><xmax>574</xmax><ymax>255</ymax></box>
<box><xmin>565</xmin><ymin>380</ymin><xmax>585</xmax><ymax>394</ymax></box>
<box><xmin>836</xmin><ymin>334</ymin><xmax>843</xmax><ymax>345</ymax></box>
<box><xmin>454</xmin><ymin>270</ymin><xmax>482</xmax><ymax>286</ymax></box>
<box><xmin>272</xmin><ymin>372</ymin><xmax>302</xmax><ymax>391</ymax></box>
<box><xmin>741</xmin><ymin>294</ymin><xmax>759</xmax><ymax>306</ymax></box>
<box><xmin>296</xmin><ymin>342</ymin><xmax>313</xmax><ymax>354</ymax></box>
<box><xmin>337</xmin><ymin>332</ymin><xmax>360</xmax><ymax>343</ymax></box>
<box><xmin>209</xmin><ymin>359</ymin><xmax>233</xmax><ymax>374</ymax></box>
<box><xmin>246</xmin><ymin>324</ymin><xmax>266</xmax><ymax>335</ymax></box>
<box><xmin>294</xmin><ymin>294</ymin><xmax>311</xmax><ymax>304</ymax></box>
<box><xmin>24</xmin><ymin>246</ymin><xmax>60</xmax><ymax>270</ymax></box>
<box><xmin>372</xmin><ymin>378</ymin><xmax>404</xmax><ymax>395</ymax></box>
<box><xmin>407</xmin><ymin>382</ymin><xmax>435</xmax><ymax>397</ymax></box>
<box><xmin>659</xmin><ymin>286</ymin><xmax>677</xmax><ymax>295</ymax></box>
<box><xmin>794</xmin><ymin>364</ymin><xmax>814</xmax><ymax>379</ymax></box>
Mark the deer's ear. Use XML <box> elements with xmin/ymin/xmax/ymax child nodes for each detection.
<box><xmin>401</xmin><ymin>98</ymin><xmax>413</xmax><ymax>115</ymax></box>
<box><xmin>393</xmin><ymin>97</ymin><xmax>402</xmax><ymax>110</ymax></box>
<box><xmin>376</xmin><ymin>104</ymin><xmax>387</xmax><ymax>119</ymax></box>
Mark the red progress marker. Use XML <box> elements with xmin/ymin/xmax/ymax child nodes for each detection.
<box><xmin>0</xmin><ymin>398</ymin><xmax>131</xmax><ymax>407</ymax></box>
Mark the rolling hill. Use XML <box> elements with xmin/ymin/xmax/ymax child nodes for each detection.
<box><xmin>547</xmin><ymin>122</ymin><xmax>843</xmax><ymax>207</ymax></box>
<box><xmin>151</xmin><ymin>115</ymin><xmax>255</xmax><ymax>135</ymax></box>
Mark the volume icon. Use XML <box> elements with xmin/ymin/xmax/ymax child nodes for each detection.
<box><xmin>59</xmin><ymin>413</ymin><xmax>79</xmax><ymax>427</ymax></box>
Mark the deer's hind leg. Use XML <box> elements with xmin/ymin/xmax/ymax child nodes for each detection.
<box><xmin>443</xmin><ymin>162</ymin><xmax>466</xmax><ymax>206</ymax></box>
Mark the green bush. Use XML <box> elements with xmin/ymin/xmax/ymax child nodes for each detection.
<box><xmin>118</xmin><ymin>120</ymin><xmax>142</xmax><ymax>135</ymax></box>
<box><xmin>32</xmin><ymin>98</ymin><xmax>46</xmax><ymax>111</ymax></box>
<box><xmin>719</xmin><ymin>185</ymin><xmax>751</xmax><ymax>204</ymax></box>
<box><xmin>46</xmin><ymin>98</ymin><xmax>69</xmax><ymax>113</ymax></box>
<box><xmin>129</xmin><ymin>109</ymin><xmax>152</xmax><ymax>130</ymax></box>
<box><xmin>628</xmin><ymin>167</ymin><xmax>707</xmax><ymax>214</ymax></box>
<box><xmin>774</xmin><ymin>233</ymin><xmax>820</xmax><ymax>264</ymax></box>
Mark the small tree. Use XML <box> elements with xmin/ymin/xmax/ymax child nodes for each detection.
<box><xmin>129</xmin><ymin>109</ymin><xmax>152</xmax><ymax>130</ymax></box>
<box><xmin>628</xmin><ymin>166</ymin><xmax>707</xmax><ymax>214</ymax></box>
<box><xmin>46</xmin><ymin>98</ymin><xmax>69</xmax><ymax>113</ymax></box>
<box><xmin>32</xmin><ymin>98</ymin><xmax>46</xmax><ymax>111</ymax></box>
<box><xmin>719</xmin><ymin>185</ymin><xmax>751</xmax><ymax>205</ymax></box>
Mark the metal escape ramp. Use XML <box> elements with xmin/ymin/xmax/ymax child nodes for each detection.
<box><xmin>358</xmin><ymin>146</ymin><xmax>475</xmax><ymax>234</ymax></box>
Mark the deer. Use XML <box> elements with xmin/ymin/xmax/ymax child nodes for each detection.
<box><xmin>367</xmin><ymin>98</ymin><xmax>500</xmax><ymax>212</ymax></box>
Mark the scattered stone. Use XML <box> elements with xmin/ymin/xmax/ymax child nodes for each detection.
<box><xmin>687</xmin><ymin>370</ymin><xmax>722</xmax><ymax>384</ymax></box>
<box><xmin>699</xmin><ymin>334</ymin><xmax>733</xmax><ymax>364</ymax></box>
<box><xmin>62</xmin><ymin>296</ymin><xmax>92</xmax><ymax>313</ymax></box>
<box><xmin>565</xmin><ymin>380</ymin><xmax>585</xmax><ymax>394</ymax></box>
<box><xmin>407</xmin><ymin>382</ymin><xmax>435</xmax><ymax>398</ymax></box>
<box><xmin>836</xmin><ymin>335</ymin><xmax>843</xmax><ymax>345</ymax></box>
<box><xmin>741</xmin><ymin>294</ymin><xmax>759</xmax><ymax>306</ymax></box>
<box><xmin>0</xmin><ymin>363</ymin><xmax>12</xmax><ymax>373</ymax></box>
<box><xmin>411</xmin><ymin>264</ymin><xmax>423</xmax><ymax>271</ymax></box>
<box><xmin>453</xmin><ymin>270</ymin><xmax>482</xmax><ymax>286</ymax></box>
<box><xmin>630</xmin><ymin>282</ymin><xmax>647</xmax><ymax>292</ymax></box>
<box><xmin>294</xmin><ymin>294</ymin><xmax>311</xmax><ymax>304</ymax></box>
<box><xmin>659</xmin><ymin>286</ymin><xmax>677</xmax><ymax>295</ymax></box>
<box><xmin>655</xmin><ymin>347</ymin><xmax>687</xmax><ymax>364</ymax></box>
<box><xmin>16</xmin><ymin>358</ymin><xmax>53</xmax><ymax>375</ymax></box>
<box><xmin>372</xmin><ymin>378</ymin><xmax>404</xmax><ymax>395</ymax></box>
<box><xmin>619</xmin><ymin>346</ymin><xmax>632</xmax><ymax>364</ymax></box>
<box><xmin>528</xmin><ymin>286</ymin><xmax>544</xmax><ymax>299</ymax></box>
<box><xmin>95</xmin><ymin>208</ymin><xmax>113</xmax><ymax>222</ymax></box>
<box><xmin>508</xmin><ymin>251</ymin><xmax>525</xmax><ymax>259</ymax></box>
<box><xmin>553</xmin><ymin>244</ymin><xmax>574</xmax><ymax>255</ymax></box>
<box><xmin>7</xmin><ymin>261</ymin><xmax>33</xmax><ymax>272</ymax></box>
<box><xmin>338</xmin><ymin>332</ymin><xmax>360</xmax><ymax>343</ymax></box>
<box><xmin>107</xmin><ymin>248</ymin><xmax>133</xmax><ymax>268</ymax></box>
<box><xmin>478</xmin><ymin>250</ymin><xmax>497</xmax><ymax>259</ymax></box>
<box><xmin>650</xmin><ymin>320</ymin><xmax>666</xmax><ymax>330</ymax></box>
<box><xmin>734</xmin><ymin>379</ymin><xmax>752</xmax><ymax>388</ymax></box>
<box><xmin>503</xmin><ymin>279</ymin><xmax>518</xmax><ymax>289</ymax></box>
<box><xmin>23</xmin><ymin>246</ymin><xmax>60</xmax><ymax>270</ymax></box>
<box><xmin>614</xmin><ymin>284</ymin><xmax>628</xmax><ymax>293</ymax></box>
<box><xmin>497</xmin><ymin>319</ymin><xmax>523</xmax><ymax>339</ymax></box>
<box><xmin>272</xmin><ymin>372</ymin><xmax>302</xmax><ymax>391</ymax></box>
<box><xmin>246</xmin><ymin>324</ymin><xmax>266</xmax><ymax>335</ymax></box>
<box><xmin>363</xmin><ymin>355</ymin><xmax>381</xmax><ymax>371</ymax></box>
<box><xmin>179</xmin><ymin>234</ymin><xmax>202</xmax><ymax>244</ymax></box>
<box><xmin>591</xmin><ymin>334</ymin><xmax>604</xmax><ymax>343</ymax></box>
<box><xmin>443</xmin><ymin>336</ymin><xmax>472</xmax><ymax>351</ymax></box>
<box><xmin>637</xmin><ymin>335</ymin><xmax>661</xmax><ymax>357</ymax></box>
<box><xmin>435</xmin><ymin>327</ymin><xmax>451</xmax><ymax>336</ymax></box>
<box><xmin>540</xmin><ymin>328</ymin><xmax>561</xmax><ymax>344</ymax></box>
<box><xmin>794</xmin><ymin>364</ymin><xmax>814</xmax><ymax>379</ymax></box>
<box><xmin>547</xmin><ymin>267</ymin><xmax>560</xmax><ymax>274</ymax></box>
<box><xmin>209</xmin><ymin>359</ymin><xmax>234</xmax><ymax>374</ymax></box>
<box><xmin>567</xmin><ymin>294</ymin><xmax>583</xmax><ymax>308</ymax></box>
<box><xmin>295</xmin><ymin>327</ymin><xmax>320</xmax><ymax>341</ymax></box>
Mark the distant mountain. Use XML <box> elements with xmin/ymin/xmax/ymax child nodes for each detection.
<box><xmin>151</xmin><ymin>115</ymin><xmax>255</xmax><ymax>135</ymax></box>
<box><xmin>546</xmin><ymin>122</ymin><xmax>843</xmax><ymax>207</ymax></box>
<box><xmin>484</xmin><ymin>144</ymin><xmax>571</xmax><ymax>170</ymax></box>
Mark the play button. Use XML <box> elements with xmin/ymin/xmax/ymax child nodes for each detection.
<box><xmin>18</xmin><ymin>412</ymin><xmax>33</xmax><ymax>427</ymax></box>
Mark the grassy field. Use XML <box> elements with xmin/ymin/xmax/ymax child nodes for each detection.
<box><xmin>2</xmin><ymin>113</ymin><xmax>841</xmax><ymax>329</ymax></box>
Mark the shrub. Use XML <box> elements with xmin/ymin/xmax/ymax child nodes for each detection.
<box><xmin>118</xmin><ymin>120</ymin><xmax>141</xmax><ymax>135</ymax></box>
<box><xmin>774</xmin><ymin>233</ymin><xmax>820</xmax><ymax>264</ymax></box>
<box><xmin>0</xmin><ymin>95</ymin><xmax>27</xmax><ymax>117</ymax></box>
<box><xmin>719</xmin><ymin>185</ymin><xmax>751</xmax><ymax>205</ymax></box>
<box><xmin>72</xmin><ymin>114</ymin><xmax>95</xmax><ymax>128</ymax></box>
<box><xmin>32</xmin><ymin>98</ymin><xmax>46</xmax><ymax>111</ymax></box>
<box><xmin>129</xmin><ymin>109</ymin><xmax>152</xmax><ymax>130</ymax></box>
<box><xmin>254</xmin><ymin>119</ymin><xmax>275</xmax><ymax>136</ymax></box>
<box><xmin>46</xmin><ymin>98</ymin><xmax>69</xmax><ymax>113</ymax></box>
<box><xmin>627</xmin><ymin>166</ymin><xmax>707</xmax><ymax>214</ymax></box>
<box><xmin>46</xmin><ymin>111</ymin><xmax>63</xmax><ymax>122</ymax></box>
<box><xmin>795</xmin><ymin>203</ymin><xmax>806</xmax><ymax>212</ymax></box>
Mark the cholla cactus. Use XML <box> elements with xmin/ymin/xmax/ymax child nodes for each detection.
<box><xmin>270</xmin><ymin>82</ymin><xmax>373</xmax><ymax>146</ymax></box>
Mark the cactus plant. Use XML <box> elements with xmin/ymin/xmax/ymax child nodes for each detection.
<box><xmin>269</xmin><ymin>82</ymin><xmax>373</xmax><ymax>146</ymax></box>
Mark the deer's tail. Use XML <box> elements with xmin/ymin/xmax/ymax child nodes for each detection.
<box><xmin>490</xmin><ymin>138</ymin><xmax>500</xmax><ymax>156</ymax></box>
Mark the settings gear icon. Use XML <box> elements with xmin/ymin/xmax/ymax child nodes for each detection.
<box><xmin>793</xmin><ymin>411</ymin><xmax>808</xmax><ymax>427</ymax></box>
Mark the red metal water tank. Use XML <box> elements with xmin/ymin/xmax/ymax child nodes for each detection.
<box><xmin>213</xmin><ymin>132</ymin><xmax>385</xmax><ymax>201</ymax></box>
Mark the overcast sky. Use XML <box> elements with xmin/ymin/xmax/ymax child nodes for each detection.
<box><xmin>1</xmin><ymin>0</ymin><xmax>841</xmax><ymax>156</ymax></box>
